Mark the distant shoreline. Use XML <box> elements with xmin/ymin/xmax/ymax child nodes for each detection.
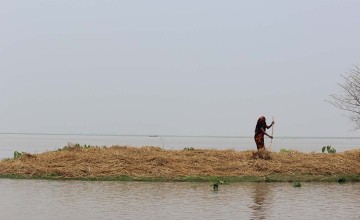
<box><xmin>0</xmin><ymin>146</ymin><xmax>359</xmax><ymax>182</ymax></box>
<box><xmin>1</xmin><ymin>132</ymin><xmax>360</xmax><ymax>139</ymax></box>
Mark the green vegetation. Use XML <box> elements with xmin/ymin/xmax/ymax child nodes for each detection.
<box><xmin>13</xmin><ymin>151</ymin><xmax>25</xmax><ymax>159</ymax></box>
<box><xmin>322</xmin><ymin>145</ymin><xmax>336</xmax><ymax>154</ymax></box>
<box><xmin>293</xmin><ymin>182</ymin><xmax>302</xmax><ymax>187</ymax></box>
<box><xmin>279</xmin><ymin>148</ymin><xmax>299</xmax><ymax>153</ymax></box>
<box><xmin>57</xmin><ymin>143</ymin><xmax>94</xmax><ymax>151</ymax></box>
<box><xmin>211</xmin><ymin>180</ymin><xmax>224</xmax><ymax>190</ymax></box>
<box><xmin>183</xmin><ymin>147</ymin><xmax>195</xmax><ymax>151</ymax></box>
<box><xmin>337</xmin><ymin>177</ymin><xmax>347</xmax><ymax>183</ymax></box>
<box><xmin>0</xmin><ymin>174</ymin><xmax>359</xmax><ymax>182</ymax></box>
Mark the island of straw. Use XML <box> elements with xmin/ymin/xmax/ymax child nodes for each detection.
<box><xmin>0</xmin><ymin>144</ymin><xmax>359</xmax><ymax>182</ymax></box>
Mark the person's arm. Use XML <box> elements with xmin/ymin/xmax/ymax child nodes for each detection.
<box><xmin>266</xmin><ymin>121</ymin><xmax>275</xmax><ymax>129</ymax></box>
<box><xmin>260</xmin><ymin>127</ymin><xmax>273</xmax><ymax>139</ymax></box>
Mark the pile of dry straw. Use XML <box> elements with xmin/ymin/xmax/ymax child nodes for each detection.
<box><xmin>0</xmin><ymin>146</ymin><xmax>359</xmax><ymax>179</ymax></box>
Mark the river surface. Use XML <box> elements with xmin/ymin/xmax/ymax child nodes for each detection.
<box><xmin>0</xmin><ymin>180</ymin><xmax>359</xmax><ymax>220</ymax></box>
<box><xmin>1</xmin><ymin>133</ymin><xmax>360</xmax><ymax>159</ymax></box>
<box><xmin>1</xmin><ymin>134</ymin><xmax>360</xmax><ymax>219</ymax></box>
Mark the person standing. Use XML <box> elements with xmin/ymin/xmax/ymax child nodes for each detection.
<box><xmin>254</xmin><ymin>116</ymin><xmax>274</xmax><ymax>150</ymax></box>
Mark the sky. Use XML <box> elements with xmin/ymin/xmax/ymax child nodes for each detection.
<box><xmin>1</xmin><ymin>0</ymin><xmax>360</xmax><ymax>137</ymax></box>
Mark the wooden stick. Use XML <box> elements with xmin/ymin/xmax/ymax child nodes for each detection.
<box><xmin>269</xmin><ymin>116</ymin><xmax>274</xmax><ymax>150</ymax></box>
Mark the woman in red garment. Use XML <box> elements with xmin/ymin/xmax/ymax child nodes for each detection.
<box><xmin>254</xmin><ymin>116</ymin><xmax>274</xmax><ymax>149</ymax></box>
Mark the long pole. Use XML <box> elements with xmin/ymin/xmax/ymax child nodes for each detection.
<box><xmin>269</xmin><ymin>116</ymin><xmax>274</xmax><ymax>150</ymax></box>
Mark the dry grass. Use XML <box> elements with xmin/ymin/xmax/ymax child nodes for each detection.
<box><xmin>0</xmin><ymin>146</ymin><xmax>359</xmax><ymax>179</ymax></box>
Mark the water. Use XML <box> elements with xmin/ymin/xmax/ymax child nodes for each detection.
<box><xmin>0</xmin><ymin>179</ymin><xmax>359</xmax><ymax>220</ymax></box>
<box><xmin>1</xmin><ymin>134</ymin><xmax>359</xmax><ymax>219</ymax></box>
<box><xmin>1</xmin><ymin>133</ymin><xmax>360</xmax><ymax>159</ymax></box>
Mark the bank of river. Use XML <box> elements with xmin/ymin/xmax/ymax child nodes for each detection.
<box><xmin>0</xmin><ymin>146</ymin><xmax>359</xmax><ymax>182</ymax></box>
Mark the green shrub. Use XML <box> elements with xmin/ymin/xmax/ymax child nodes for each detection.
<box><xmin>57</xmin><ymin>143</ymin><xmax>93</xmax><ymax>151</ymax></box>
<box><xmin>13</xmin><ymin>151</ymin><xmax>25</xmax><ymax>159</ymax></box>
<box><xmin>322</xmin><ymin>145</ymin><xmax>336</xmax><ymax>154</ymax></box>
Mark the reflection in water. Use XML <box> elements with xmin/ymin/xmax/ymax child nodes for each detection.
<box><xmin>0</xmin><ymin>180</ymin><xmax>359</xmax><ymax>220</ymax></box>
<box><xmin>250</xmin><ymin>183</ymin><xmax>272</xmax><ymax>220</ymax></box>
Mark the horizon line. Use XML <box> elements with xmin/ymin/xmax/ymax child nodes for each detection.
<box><xmin>0</xmin><ymin>132</ymin><xmax>359</xmax><ymax>139</ymax></box>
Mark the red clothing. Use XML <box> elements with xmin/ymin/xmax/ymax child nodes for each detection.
<box><xmin>254</xmin><ymin>117</ymin><xmax>268</xmax><ymax>149</ymax></box>
<box><xmin>254</xmin><ymin>133</ymin><xmax>265</xmax><ymax>149</ymax></box>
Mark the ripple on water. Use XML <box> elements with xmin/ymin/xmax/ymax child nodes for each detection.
<box><xmin>0</xmin><ymin>180</ymin><xmax>359</xmax><ymax>220</ymax></box>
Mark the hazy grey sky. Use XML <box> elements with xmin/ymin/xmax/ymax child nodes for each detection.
<box><xmin>1</xmin><ymin>0</ymin><xmax>360</xmax><ymax>137</ymax></box>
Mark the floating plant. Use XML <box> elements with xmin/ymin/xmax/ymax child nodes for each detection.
<box><xmin>212</xmin><ymin>181</ymin><xmax>224</xmax><ymax>190</ymax></box>
<box><xmin>293</xmin><ymin>182</ymin><xmax>302</xmax><ymax>187</ymax></box>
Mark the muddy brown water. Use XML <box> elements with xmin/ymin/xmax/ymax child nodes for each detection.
<box><xmin>0</xmin><ymin>179</ymin><xmax>359</xmax><ymax>220</ymax></box>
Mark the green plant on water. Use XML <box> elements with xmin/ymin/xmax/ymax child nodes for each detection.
<box><xmin>322</xmin><ymin>145</ymin><xmax>336</xmax><ymax>154</ymax></box>
<box><xmin>337</xmin><ymin>177</ymin><xmax>346</xmax><ymax>183</ymax></box>
<box><xmin>211</xmin><ymin>180</ymin><xmax>224</xmax><ymax>190</ymax></box>
<box><xmin>13</xmin><ymin>151</ymin><xmax>25</xmax><ymax>159</ymax></box>
<box><xmin>293</xmin><ymin>182</ymin><xmax>301</xmax><ymax>187</ymax></box>
<box><xmin>183</xmin><ymin>147</ymin><xmax>195</xmax><ymax>151</ymax></box>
